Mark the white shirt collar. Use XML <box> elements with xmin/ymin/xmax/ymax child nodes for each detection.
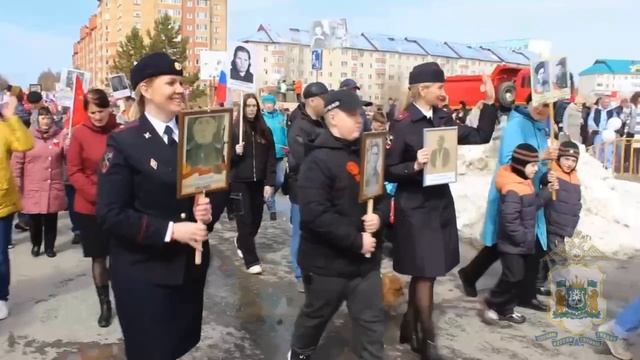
<box><xmin>145</xmin><ymin>112</ymin><xmax>178</xmax><ymax>142</ymax></box>
<box><xmin>413</xmin><ymin>102</ymin><xmax>433</xmax><ymax>119</ymax></box>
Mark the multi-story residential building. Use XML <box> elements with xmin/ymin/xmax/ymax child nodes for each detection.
<box><xmin>241</xmin><ymin>25</ymin><xmax>537</xmax><ymax>104</ymax></box>
<box><xmin>579</xmin><ymin>59</ymin><xmax>640</xmax><ymax>97</ymax></box>
<box><xmin>73</xmin><ymin>0</ymin><xmax>227</xmax><ymax>88</ymax></box>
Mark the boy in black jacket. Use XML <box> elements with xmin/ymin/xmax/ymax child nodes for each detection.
<box><xmin>482</xmin><ymin>143</ymin><xmax>558</xmax><ymax>325</ymax></box>
<box><xmin>288</xmin><ymin>90</ymin><xmax>389</xmax><ymax>360</ymax></box>
<box><xmin>536</xmin><ymin>141</ymin><xmax>582</xmax><ymax>293</ymax></box>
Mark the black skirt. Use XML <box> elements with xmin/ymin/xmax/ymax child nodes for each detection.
<box><xmin>111</xmin><ymin>262</ymin><xmax>206</xmax><ymax>359</ymax></box>
<box><xmin>75</xmin><ymin>213</ymin><xmax>110</xmax><ymax>258</ymax></box>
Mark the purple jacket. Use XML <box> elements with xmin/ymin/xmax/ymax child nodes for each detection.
<box><xmin>12</xmin><ymin>126</ymin><xmax>67</xmax><ymax>214</ymax></box>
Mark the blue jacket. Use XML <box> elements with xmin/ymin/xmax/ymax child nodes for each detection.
<box><xmin>480</xmin><ymin>107</ymin><xmax>549</xmax><ymax>250</ymax></box>
<box><xmin>263</xmin><ymin>110</ymin><xmax>288</xmax><ymax>159</ymax></box>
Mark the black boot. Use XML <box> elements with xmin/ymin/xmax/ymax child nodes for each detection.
<box><xmin>399</xmin><ymin>307</ymin><xmax>421</xmax><ymax>353</ymax></box>
<box><xmin>96</xmin><ymin>286</ymin><xmax>112</xmax><ymax>328</ymax></box>
<box><xmin>420</xmin><ymin>325</ymin><xmax>441</xmax><ymax>360</ymax></box>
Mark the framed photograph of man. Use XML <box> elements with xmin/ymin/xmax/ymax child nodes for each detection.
<box><xmin>109</xmin><ymin>74</ymin><xmax>131</xmax><ymax>99</ymax></box>
<box><xmin>177</xmin><ymin>108</ymin><xmax>233</xmax><ymax>198</ymax></box>
<box><xmin>531</xmin><ymin>60</ymin><xmax>551</xmax><ymax>105</ymax></box>
<box><xmin>61</xmin><ymin>68</ymin><xmax>90</xmax><ymax>90</ymax></box>
<box><xmin>227</xmin><ymin>42</ymin><xmax>256</xmax><ymax>92</ymax></box>
<box><xmin>29</xmin><ymin>84</ymin><xmax>42</xmax><ymax>93</ymax></box>
<box><xmin>423</xmin><ymin>126</ymin><xmax>458</xmax><ymax>187</ymax></box>
<box><xmin>550</xmin><ymin>56</ymin><xmax>571</xmax><ymax>101</ymax></box>
<box><xmin>359</xmin><ymin>131</ymin><xmax>387</xmax><ymax>202</ymax></box>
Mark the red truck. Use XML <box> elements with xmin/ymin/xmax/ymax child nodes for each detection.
<box><xmin>444</xmin><ymin>64</ymin><xmax>532</xmax><ymax>109</ymax></box>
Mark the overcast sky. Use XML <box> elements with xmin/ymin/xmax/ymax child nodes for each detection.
<box><xmin>1</xmin><ymin>0</ymin><xmax>637</xmax><ymax>86</ymax></box>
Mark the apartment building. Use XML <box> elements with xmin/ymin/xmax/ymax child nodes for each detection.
<box><xmin>73</xmin><ymin>0</ymin><xmax>227</xmax><ymax>88</ymax></box>
<box><xmin>241</xmin><ymin>25</ymin><xmax>537</xmax><ymax>103</ymax></box>
<box><xmin>579</xmin><ymin>59</ymin><xmax>640</xmax><ymax>97</ymax></box>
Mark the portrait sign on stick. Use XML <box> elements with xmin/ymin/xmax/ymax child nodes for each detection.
<box><xmin>227</xmin><ymin>42</ymin><xmax>257</xmax><ymax>92</ymax></box>
<box><xmin>359</xmin><ymin>131</ymin><xmax>387</xmax><ymax>202</ymax></box>
<box><xmin>177</xmin><ymin>108</ymin><xmax>233</xmax><ymax>198</ymax></box>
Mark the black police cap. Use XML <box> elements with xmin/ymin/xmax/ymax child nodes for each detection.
<box><xmin>130</xmin><ymin>52</ymin><xmax>184</xmax><ymax>90</ymax></box>
<box><xmin>303</xmin><ymin>82</ymin><xmax>329</xmax><ymax>100</ymax></box>
<box><xmin>324</xmin><ymin>89</ymin><xmax>362</xmax><ymax>114</ymax></box>
<box><xmin>409</xmin><ymin>62</ymin><xmax>445</xmax><ymax>85</ymax></box>
<box><xmin>339</xmin><ymin>78</ymin><xmax>360</xmax><ymax>90</ymax></box>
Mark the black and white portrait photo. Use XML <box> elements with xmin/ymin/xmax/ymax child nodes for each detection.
<box><xmin>533</xmin><ymin>61</ymin><xmax>550</xmax><ymax>95</ymax></box>
<box><xmin>429</xmin><ymin>135</ymin><xmax>452</xmax><ymax>170</ymax></box>
<box><xmin>359</xmin><ymin>131</ymin><xmax>386</xmax><ymax>201</ymax></box>
<box><xmin>423</xmin><ymin>126</ymin><xmax>458</xmax><ymax>187</ymax></box>
<box><xmin>62</xmin><ymin>69</ymin><xmax>90</xmax><ymax>90</ymax></box>
<box><xmin>227</xmin><ymin>42</ymin><xmax>257</xmax><ymax>92</ymax></box>
<box><xmin>109</xmin><ymin>74</ymin><xmax>131</xmax><ymax>99</ymax></box>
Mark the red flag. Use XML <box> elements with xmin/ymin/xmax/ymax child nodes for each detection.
<box><xmin>68</xmin><ymin>75</ymin><xmax>87</xmax><ymax>129</ymax></box>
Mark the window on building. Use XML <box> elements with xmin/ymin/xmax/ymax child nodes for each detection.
<box><xmin>341</xmin><ymin>61</ymin><xmax>348</xmax><ymax>68</ymax></box>
<box><xmin>197</xmin><ymin>12</ymin><xmax>207</xmax><ymax>19</ymax></box>
<box><xmin>196</xmin><ymin>35</ymin><xmax>208</xmax><ymax>42</ymax></box>
<box><xmin>214</xmin><ymin>27</ymin><xmax>221</xmax><ymax>33</ymax></box>
<box><xmin>389</xmin><ymin>75</ymin><xmax>394</xmax><ymax>81</ymax></box>
<box><xmin>133</xmin><ymin>0</ymin><xmax>141</xmax><ymax>4</ymax></box>
<box><xmin>133</xmin><ymin>11</ymin><xmax>141</xmax><ymax>18</ymax></box>
<box><xmin>368</xmin><ymin>74</ymin><xmax>372</xmax><ymax>79</ymax></box>
<box><xmin>187</xmin><ymin>13</ymin><xmax>193</xmax><ymax>19</ymax></box>
<box><xmin>187</xmin><ymin>1</ymin><xmax>193</xmax><ymax>6</ymax></box>
<box><xmin>342</xmin><ymin>49</ymin><xmax>348</xmax><ymax>56</ymax></box>
<box><xmin>197</xmin><ymin>0</ymin><xmax>209</xmax><ymax>6</ymax></box>
<box><xmin>213</xmin><ymin>16</ymin><xmax>221</xmax><ymax>22</ymax></box>
<box><xmin>340</xmin><ymin>72</ymin><xmax>348</xmax><ymax>78</ymax></box>
<box><xmin>360</xmin><ymin>63</ymin><xmax>364</xmax><ymax>68</ymax></box>
<box><xmin>187</xmin><ymin>25</ymin><xmax>193</xmax><ymax>31</ymax></box>
<box><xmin>196</xmin><ymin>23</ymin><xmax>208</xmax><ymax>31</ymax></box>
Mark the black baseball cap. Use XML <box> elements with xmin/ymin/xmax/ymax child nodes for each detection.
<box><xmin>324</xmin><ymin>89</ymin><xmax>362</xmax><ymax>114</ymax></box>
<box><xmin>302</xmin><ymin>82</ymin><xmax>329</xmax><ymax>100</ymax></box>
<box><xmin>339</xmin><ymin>78</ymin><xmax>360</xmax><ymax>90</ymax></box>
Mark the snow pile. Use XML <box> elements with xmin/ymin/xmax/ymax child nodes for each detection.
<box><xmin>451</xmin><ymin>139</ymin><xmax>640</xmax><ymax>259</ymax></box>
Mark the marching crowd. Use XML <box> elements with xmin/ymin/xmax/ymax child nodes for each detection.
<box><xmin>0</xmin><ymin>51</ymin><xmax>638</xmax><ymax>360</ymax></box>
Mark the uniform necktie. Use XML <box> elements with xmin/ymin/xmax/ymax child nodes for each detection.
<box><xmin>164</xmin><ymin>125</ymin><xmax>177</xmax><ymax>147</ymax></box>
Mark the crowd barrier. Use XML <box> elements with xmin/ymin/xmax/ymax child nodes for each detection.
<box><xmin>589</xmin><ymin>137</ymin><xmax>640</xmax><ymax>179</ymax></box>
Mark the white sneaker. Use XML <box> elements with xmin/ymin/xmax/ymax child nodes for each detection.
<box><xmin>0</xmin><ymin>300</ymin><xmax>9</xmax><ymax>320</ymax></box>
<box><xmin>599</xmin><ymin>321</ymin><xmax>633</xmax><ymax>360</ymax></box>
<box><xmin>235</xmin><ymin>238</ymin><xmax>243</xmax><ymax>259</ymax></box>
<box><xmin>247</xmin><ymin>265</ymin><xmax>263</xmax><ymax>274</ymax></box>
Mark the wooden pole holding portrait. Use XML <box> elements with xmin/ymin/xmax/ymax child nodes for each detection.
<box><xmin>239</xmin><ymin>90</ymin><xmax>244</xmax><ymax>144</ymax></box>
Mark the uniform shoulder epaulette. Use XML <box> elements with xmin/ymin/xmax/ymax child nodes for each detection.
<box><xmin>114</xmin><ymin>120</ymin><xmax>140</xmax><ymax>132</ymax></box>
<box><xmin>395</xmin><ymin>111</ymin><xmax>410</xmax><ymax>121</ymax></box>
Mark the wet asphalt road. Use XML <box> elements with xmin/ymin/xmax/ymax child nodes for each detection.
<box><xmin>1</xmin><ymin>194</ymin><xmax>639</xmax><ymax>359</ymax></box>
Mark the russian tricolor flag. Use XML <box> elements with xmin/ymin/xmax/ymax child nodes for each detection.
<box><xmin>215</xmin><ymin>70</ymin><xmax>227</xmax><ymax>106</ymax></box>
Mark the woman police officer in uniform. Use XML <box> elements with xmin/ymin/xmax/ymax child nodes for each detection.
<box><xmin>97</xmin><ymin>52</ymin><xmax>214</xmax><ymax>359</ymax></box>
<box><xmin>385</xmin><ymin>62</ymin><xmax>497</xmax><ymax>359</ymax></box>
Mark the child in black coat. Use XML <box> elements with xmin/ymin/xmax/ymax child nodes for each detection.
<box><xmin>537</xmin><ymin>141</ymin><xmax>582</xmax><ymax>293</ymax></box>
<box><xmin>288</xmin><ymin>90</ymin><xmax>389</xmax><ymax>360</ymax></box>
<box><xmin>482</xmin><ymin>143</ymin><xmax>558</xmax><ymax>325</ymax></box>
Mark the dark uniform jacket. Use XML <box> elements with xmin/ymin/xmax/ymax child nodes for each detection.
<box><xmin>96</xmin><ymin>116</ymin><xmax>213</xmax><ymax>286</ymax></box>
<box><xmin>542</xmin><ymin>161</ymin><xmax>582</xmax><ymax>238</ymax></box>
<box><xmin>230</xmin><ymin>123</ymin><xmax>276</xmax><ymax>186</ymax></box>
<box><xmin>496</xmin><ymin>165</ymin><xmax>551</xmax><ymax>255</ymax></box>
<box><xmin>287</xmin><ymin>103</ymin><xmax>325</xmax><ymax>203</ymax></box>
<box><xmin>297</xmin><ymin>130</ymin><xmax>390</xmax><ymax>278</ymax></box>
<box><xmin>385</xmin><ymin>103</ymin><xmax>497</xmax><ymax>277</ymax></box>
